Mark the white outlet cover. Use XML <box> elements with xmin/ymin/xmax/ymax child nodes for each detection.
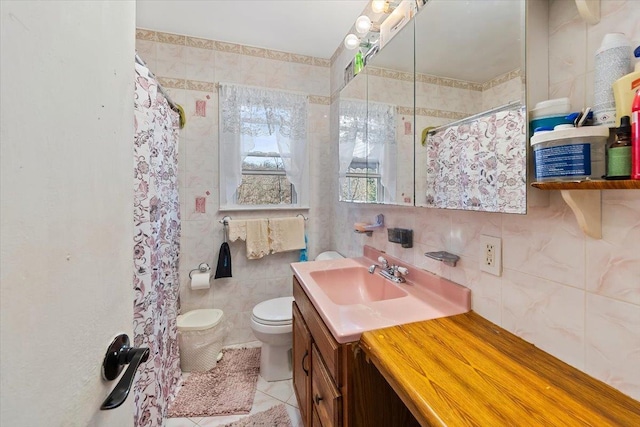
<box><xmin>480</xmin><ymin>235</ymin><xmax>502</xmax><ymax>276</ymax></box>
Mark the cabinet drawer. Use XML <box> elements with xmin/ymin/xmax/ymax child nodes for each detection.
<box><xmin>293</xmin><ymin>276</ymin><xmax>342</xmax><ymax>384</ymax></box>
<box><xmin>312</xmin><ymin>407</ymin><xmax>323</xmax><ymax>427</ymax></box>
<box><xmin>312</xmin><ymin>344</ymin><xmax>342</xmax><ymax>427</ymax></box>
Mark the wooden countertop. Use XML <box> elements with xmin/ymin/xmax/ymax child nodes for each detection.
<box><xmin>359</xmin><ymin>311</ymin><xmax>640</xmax><ymax>426</ymax></box>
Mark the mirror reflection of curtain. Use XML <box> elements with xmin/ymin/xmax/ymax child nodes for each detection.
<box><xmin>425</xmin><ymin>104</ymin><xmax>526</xmax><ymax>213</ymax></box>
<box><xmin>339</xmin><ymin>99</ymin><xmax>397</xmax><ymax>202</ymax></box>
<box><xmin>219</xmin><ymin>83</ymin><xmax>308</xmax><ymax>205</ymax></box>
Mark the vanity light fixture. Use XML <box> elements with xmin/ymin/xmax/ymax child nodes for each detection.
<box><xmin>355</xmin><ymin>15</ymin><xmax>373</xmax><ymax>34</ymax></box>
<box><xmin>371</xmin><ymin>0</ymin><xmax>396</xmax><ymax>14</ymax></box>
<box><xmin>344</xmin><ymin>14</ymin><xmax>380</xmax><ymax>50</ymax></box>
<box><xmin>344</xmin><ymin>33</ymin><xmax>360</xmax><ymax>50</ymax></box>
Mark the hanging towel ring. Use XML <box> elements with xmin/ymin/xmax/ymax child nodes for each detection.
<box><xmin>296</xmin><ymin>214</ymin><xmax>308</xmax><ymax>221</ymax></box>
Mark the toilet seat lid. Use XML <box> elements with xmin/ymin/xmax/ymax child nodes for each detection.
<box><xmin>177</xmin><ymin>309</ymin><xmax>223</xmax><ymax>331</ymax></box>
<box><xmin>252</xmin><ymin>297</ymin><xmax>293</xmax><ymax>325</ymax></box>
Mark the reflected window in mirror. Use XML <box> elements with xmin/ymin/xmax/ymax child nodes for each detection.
<box><xmin>339</xmin><ymin>98</ymin><xmax>394</xmax><ymax>203</ymax></box>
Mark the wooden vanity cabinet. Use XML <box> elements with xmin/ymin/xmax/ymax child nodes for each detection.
<box><xmin>292</xmin><ymin>275</ymin><xmax>423</xmax><ymax>427</ymax></box>
<box><xmin>293</xmin><ymin>276</ymin><xmax>354</xmax><ymax>427</ymax></box>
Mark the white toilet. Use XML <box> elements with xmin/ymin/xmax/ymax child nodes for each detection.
<box><xmin>250</xmin><ymin>251</ymin><xmax>344</xmax><ymax>382</ymax></box>
<box><xmin>250</xmin><ymin>296</ymin><xmax>295</xmax><ymax>381</ymax></box>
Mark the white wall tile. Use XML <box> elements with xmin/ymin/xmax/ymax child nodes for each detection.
<box><xmin>502</xmin><ymin>270</ymin><xmax>585</xmax><ymax>370</ymax></box>
<box><xmin>585</xmin><ymin>293</ymin><xmax>640</xmax><ymax>401</ymax></box>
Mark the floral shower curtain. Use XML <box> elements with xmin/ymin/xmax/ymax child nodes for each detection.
<box><xmin>132</xmin><ymin>61</ymin><xmax>182</xmax><ymax>427</ymax></box>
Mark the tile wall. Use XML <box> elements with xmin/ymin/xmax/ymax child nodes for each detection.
<box><xmin>330</xmin><ymin>0</ymin><xmax>640</xmax><ymax>400</ymax></box>
<box><xmin>135</xmin><ymin>29</ymin><xmax>334</xmax><ymax>344</ymax></box>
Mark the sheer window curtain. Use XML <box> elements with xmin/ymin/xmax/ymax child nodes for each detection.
<box><xmin>339</xmin><ymin>99</ymin><xmax>396</xmax><ymax>202</ymax></box>
<box><xmin>219</xmin><ymin>84</ymin><xmax>309</xmax><ymax>206</ymax></box>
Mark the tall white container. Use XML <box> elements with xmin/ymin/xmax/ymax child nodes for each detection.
<box><xmin>593</xmin><ymin>33</ymin><xmax>632</xmax><ymax>127</ymax></box>
<box><xmin>593</xmin><ymin>33</ymin><xmax>633</xmax><ymax>126</ymax></box>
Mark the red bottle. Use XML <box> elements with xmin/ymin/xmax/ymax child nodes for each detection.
<box><xmin>633</xmin><ymin>89</ymin><xmax>640</xmax><ymax>179</ymax></box>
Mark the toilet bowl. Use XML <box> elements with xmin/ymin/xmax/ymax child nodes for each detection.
<box><xmin>250</xmin><ymin>252</ymin><xmax>344</xmax><ymax>381</ymax></box>
<box><xmin>250</xmin><ymin>296</ymin><xmax>294</xmax><ymax>381</ymax></box>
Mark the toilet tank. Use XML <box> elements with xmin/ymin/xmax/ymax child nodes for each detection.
<box><xmin>315</xmin><ymin>251</ymin><xmax>344</xmax><ymax>261</ymax></box>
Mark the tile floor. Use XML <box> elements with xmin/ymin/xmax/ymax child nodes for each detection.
<box><xmin>167</xmin><ymin>344</ymin><xmax>303</xmax><ymax>427</ymax></box>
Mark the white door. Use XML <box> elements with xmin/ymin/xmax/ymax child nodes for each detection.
<box><xmin>1</xmin><ymin>2</ymin><xmax>137</xmax><ymax>426</ymax></box>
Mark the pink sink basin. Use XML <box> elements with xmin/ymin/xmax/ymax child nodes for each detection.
<box><xmin>309</xmin><ymin>266</ymin><xmax>407</xmax><ymax>305</ymax></box>
<box><xmin>291</xmin><ymin>245</ymin><xmax>471</xmax><ymax>343</ymax></box>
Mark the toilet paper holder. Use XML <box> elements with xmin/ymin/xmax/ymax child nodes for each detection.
<box><xmin>189</xmin><ymin>262</ymin><xmax>211</xmax><ymax>279</ymax></box>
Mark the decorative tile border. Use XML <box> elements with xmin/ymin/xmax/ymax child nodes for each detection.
<box><xmin>397</xmin><ymin>106</ymin><xmax>468</xmax><ymax>120</ymax></box>
<box><xmin>136</xmin><ymin>29</ymin><xmax>157</xmax><ymax>42</ymax></box>
<box><xmin>157</xmin><ymin>77</ymin><xmax>186</xmax><ymax>90</ymax></box>
<box><xmin>416</xmin><ymin>73</ymin><xmax>484</xmax><ymax>91</ymax></box>
<box><xmin>157</xmin><ymin>31</ymin><xmax>186</xmax><ymax>45</ymax></box>
<box><xmin>482</xmin><ymin>69</ymin><xmax>523</xmax><ymax>91</ymax></box>
<box><xmin>309</xmin><ymin>95</ymin><xmax>330</xmax><ymax>105</ymax></box>
<box><xmin>415</xmin><ymin>108</ymin><xmax>469</xmax><ymax>120</ymax></box>
<box><xmin>136</xmin><ymin>28</ymin><xmax>330</xmax><ymax>68</ymax></box>
<box><xmin>156</xmin><ymin>76</ymin><xmax>328</xmax><ymax>105</ymax></box>
<box><xmin>186</xmin><ymin>80</ymin><xmax>215</xmax><ymax>92</ymax></box>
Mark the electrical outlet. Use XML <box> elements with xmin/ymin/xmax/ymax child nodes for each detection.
<box><xmin>480</xmin><ymin>235</ymin><xmax>502</xmax><ymax>276</ymax></box>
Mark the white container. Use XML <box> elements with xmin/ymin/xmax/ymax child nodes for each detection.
<box><xmin>531</xmin><ymin>126</ymin><xmax>610</xmax><ymax>181</ymax></box>
<box><xmin>177</xmin><ymin>309</ymin><xmax>228</xmax><ymax>372</ymax></box>
<box><xmin>530</xmin><ymin>98</ymin><xmax>571</xmax><ymax>119</ymax></box>
<box><xmin>593</xmin><ymin>33</ymin><xmax>632</xmax><ymax>126</ymax></box>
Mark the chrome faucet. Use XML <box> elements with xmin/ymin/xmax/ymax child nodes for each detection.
<box><xmin>368</xmin><ymin>256</ymin><xmax>389</xmax><ymax>274</ymax></box>
<box><xmin>368</xmin><ymin>256</ymin><xmax>409</xmax><ymax>283</ymax></box>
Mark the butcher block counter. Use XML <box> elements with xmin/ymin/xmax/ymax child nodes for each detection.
<box><xmin>358</xmin><ymin>311</ymin><xmax>640</xmax><ymax>426</ymax></box>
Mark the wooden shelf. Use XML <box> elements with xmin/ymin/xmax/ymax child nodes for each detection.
<box><xmin>532</xmin><ymin>180</ymin><xmax>640</xmax><ymax>190</ymax></box>
<box><xmin>530</xmin><ymin>180</ymin><xmax>639</xmax><ymax>239</ymax></box>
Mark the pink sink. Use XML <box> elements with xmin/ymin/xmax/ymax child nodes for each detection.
<box><xmin>309</xmin><ymin>266</ymin><xmax>407</xmax><ymax>305</ymax></box>
<box><xmin>291</xmin><ymin>245</ymin><xmax>471</xmax><ymax>343</ymax></box>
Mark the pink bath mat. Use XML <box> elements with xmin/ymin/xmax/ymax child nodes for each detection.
<box><xmin>222</xmin><ymin>404</ymin><xmax>293</xmax><ymax>427</ymax></box>
<box><xmin>168</xmin><ymin>347</ymin><xmax>261</xmax><ymax>418</ymax></box>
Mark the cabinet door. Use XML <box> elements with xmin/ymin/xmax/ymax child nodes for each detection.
<box><xmin>312</xmin><ymin>408</ymin><xmax>324</xmax><ymax>427</ymax></box>
<box><xmin>312</xmin><ymin>345</ymin><xmax>342</xmax><ymax>427</ymax></box>
<box><xmin>293</xmin><ymin>302</ymin><xmax>312</xmax><ymax>426</ymax></box>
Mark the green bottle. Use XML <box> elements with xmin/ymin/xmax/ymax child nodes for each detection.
<box><xmin>608</xmin><ymin>115</ymin><xmax>632</xmax><ymax>178</ymax></box>
<box><xmin>354</xmin><ymin>51</ymin><xmax>364</xmax><ymax>75</ymax></box>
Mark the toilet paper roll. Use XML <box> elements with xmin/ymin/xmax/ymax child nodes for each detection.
<box><xmin>190</xmin><ymin>271</ymin><xmax>211</xmax><ymax>290</ymax></box>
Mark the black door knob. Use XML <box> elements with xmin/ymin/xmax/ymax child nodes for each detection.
<box><xmin>100</xmin><ymin>334</ymin><xmax>149</xmax><ymax>410</ymax></box>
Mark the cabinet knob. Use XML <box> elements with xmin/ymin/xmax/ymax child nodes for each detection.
<box><xmin>314</xmin><ymin>394</ymin><xmax>323</xmax><ymax>405</ymax></box>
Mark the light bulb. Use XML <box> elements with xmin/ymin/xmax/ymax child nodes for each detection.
<box><xmin>355</xmin><ymin>15</ymin><xmax>372</xmax><ymax>35</ymax></box>
<box><xmin>344</xmin><ymin>33</ymin><xmax>360</xmax><ymax>50</ymax></box>
<box><xmin>371</xmin><ymin>0</ymin><xmax>387</xmax><ymax>14</ymax></box>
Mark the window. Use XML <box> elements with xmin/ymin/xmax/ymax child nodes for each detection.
<box><xmin>237</xmin><ymin>138</ymin><xmax>296</xmax><ymax>205</ymax></box>
<box><xmin>219</xmin><ymin>84</ymin><xmax>309</xmax><ymax>209</ymax></box>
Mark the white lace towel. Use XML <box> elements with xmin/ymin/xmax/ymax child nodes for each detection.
<box><xmin>246</xmin><ymin>219</ymin><xmax>270</xmax><ymax>259</ymax></box>
<box><xmin>269</xmin><ymin>217</ymin><xmax>305</xmax><ymax>254</ymax></box>
<box><xmin>227</xmin><ymin>220</ymin><xmax>247</xmax><ymax>242</ymax></box>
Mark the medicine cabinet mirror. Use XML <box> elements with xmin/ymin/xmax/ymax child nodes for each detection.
<box><xmin>338</xmin><ymin>18</ymin><xmax>415</xmax><ymax>205</ymax></box>
<box><xmin>414</xmin><ymin>0</ymin><xmax>527</xmax><ymax>213</ymax></box>
<box><xmin>339</xmin><ymin>0</ymin><xmax>527</xmax><ymax>213</ymax></box>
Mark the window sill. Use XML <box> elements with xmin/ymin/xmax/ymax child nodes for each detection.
<box><xmin>218</xmin><ymin>205</ymin><xmax>310</xmax><ymax>212</ymax></box>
